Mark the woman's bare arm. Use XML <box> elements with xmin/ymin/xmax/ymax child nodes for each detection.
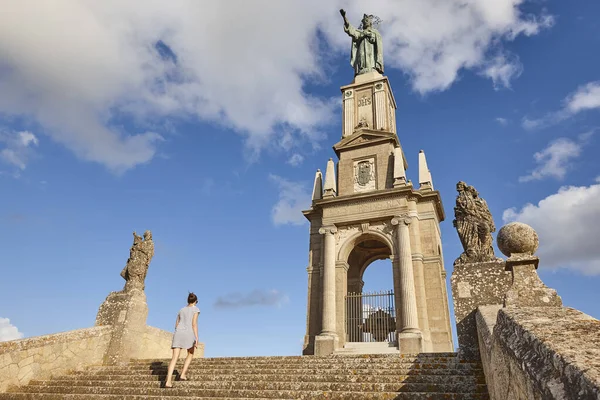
<box><xmin>192</xmin><ymin>312</ymin><xmax>199</xmax><ymax>346</ymax></box>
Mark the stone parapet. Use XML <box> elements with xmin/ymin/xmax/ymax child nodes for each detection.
<box><xmin>476</xmin><ymin>306</ymin><xmax>600</xmax><ymax>400</ymax></box>
<box><xmin>141</xmin><ymin>326</ymin><xmax>205</xmax><ymax>360</ymax></box>
<box><xmin>0</xmin><ymin>326</ymin><xmax>113</xmax><ymax>392</ymax></box>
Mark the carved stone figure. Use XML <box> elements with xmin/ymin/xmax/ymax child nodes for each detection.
<box><xmin>453</xmin><ymin>182</ymin><xmax>497</xmax><ymax>264</ymax></box>
<box><xmin>120</xmin><ymin>230</ymin><xmax>154</xmax><ymax>291</ymax></box>
<box><xmin>340</xmin><ymin>9</ymin><xmax>384</xmax><ymax>76</ymax></box>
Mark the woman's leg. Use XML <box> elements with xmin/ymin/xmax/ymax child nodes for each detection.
<box><xmin>179</xmin><ymin>346</ymin><xmax>195</xmax><ymax>380</ymax></box>
<box><xmin>165</xmin><ymin>348</ymin><xmax>181</xmax><ymax>387</ymax></box>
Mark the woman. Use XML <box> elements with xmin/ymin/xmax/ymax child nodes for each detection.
<box><xmin>165</xmin><ymin>292</ymin><xmax>200</xmax><ymax>388</ymax></box>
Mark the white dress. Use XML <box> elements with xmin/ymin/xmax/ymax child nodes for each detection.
<box><xmin>171</xmin><ymin>306</ymin><xmax>200</xmax><ymax>349</ymax></box>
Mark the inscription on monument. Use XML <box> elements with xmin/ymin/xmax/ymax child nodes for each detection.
<box><xmin>358</xmin><ymin>96</ymin><xmax>372</xmax><ymax>107</ymax></box>
<box><xmin>325</xmin><ymin>197</ymin><xmax>405</xmax><ymax>218</ymax></box>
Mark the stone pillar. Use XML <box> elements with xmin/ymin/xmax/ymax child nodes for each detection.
<box><xmin>407</xmin><ymin>201</ymin><xmax>431</xmax><ymax>351</ymax></box>
<box><xmin>392</xmin><ymin>215</ymin><xmax>423</xmax><ymax>354</ymax></box>
<box><xmin>96</xmin><ymin>289</ymin><xmax>149</xmax><ymax>365</ymax></box>
<box><xmin>315</xmin><ymin>225</ymin><xmax>339</xmax><ymax>355</ymax></box>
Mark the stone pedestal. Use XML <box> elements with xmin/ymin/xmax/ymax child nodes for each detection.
<box><xmin>96</xmin><ymin>289</ymin><xmax>149</xmax><ymax>365</ymax></box>
<box><xmin>314</xmin><ymin>334</ymin><xmax>339</xmax><ymax>356</ymax></box>
<box><xmin>451</xmin><ymin>260</ymin><xmax>511</xmax><ymax>359</ymax></box>
<box><xmin>504</xmin><ymin>255</ymin><xmax>562</xmax><ymax>307</ymax></box>
<box><xmin>340</xmin><ymin>71</ymin><xmax>397</xmax><ymax>138</ymax></box>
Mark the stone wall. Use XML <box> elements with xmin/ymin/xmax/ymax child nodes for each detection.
<box><xmin>476</xmin><ymin>306</ymin><xmax>600</xmax><ymax>400</ymax></box>
<box><xmin>0</xmin><ymin>326</ymin><xmax>112</xmax><ymax>392</ymax></box>
<box><xmin>141</xmin><ymin>326</ymin><xmax>205</xmax><ymax>359</ymax></box>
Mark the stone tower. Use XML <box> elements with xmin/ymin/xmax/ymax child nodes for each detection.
<box><xmin>302</xmin><ymin>71</ymin><xmax>453</xmax><ymax>356</ymax></box>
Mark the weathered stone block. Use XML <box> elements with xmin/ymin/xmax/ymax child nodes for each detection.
<box><xmin>477</xmin><ymin>306</ymin><xmax>600</xmax><ymax>400</ymax></box>
<box><xmin>451</xmin><ymin>260</ymin><xmax>510</xmax><ymax>359</ymax></box>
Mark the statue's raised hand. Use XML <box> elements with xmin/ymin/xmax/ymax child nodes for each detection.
<box><xmin>339</xmin><ymin>9</ymin><xmax>346</xmax><ymax>17</ymax></box>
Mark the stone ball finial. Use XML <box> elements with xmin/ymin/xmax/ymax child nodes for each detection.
<box><xmin>497</xmin><ymin>222</ymin><xmax>539</xmax><ymax>257</ymax></box>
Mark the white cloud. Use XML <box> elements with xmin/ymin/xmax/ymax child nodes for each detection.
<box><xmin>287</xmin><ymin>153</ymin><xmax>305</xmax><ymax>167</ymax></box>
<box><xmin>503</xmin><ymin>181</ymin><xmax>600</xmax><ymax>275</ymax></box>
<box><xmin>519</xmin><ymin>138</ymin><xmax>582</xmax><ymax>182</ymax></box>
<box><xmin>0</xmin><ymin>130</ymin><xmax>39</xmax><ymax>171</ymax></box>
<box><xmin>0</xmin><ymin>1</ymin><xmax>553</xmax><ymax>172</ymax></box>
<box><xmin>523</xmin><ymin>81</ymin><xmax>600</xmax><ymax>130</ymax></box>
<box><xmin>269</xmin><ymin>174</ymin><xmax>311</xmax><ymax>226</ymax></box>
<box><xmin>0</xmin><ymin>317</ymin><xmax>24</xmax><ymax>342</ymax></box>
<box><xmin>482</xmin><ymin>53</ymin><xmax>523</xmax><ymax>90</ymax></box>
<box><xmin>495</xmin><ymin>117</ymin><xmax>509</xmax><ymax>126</ymax></box>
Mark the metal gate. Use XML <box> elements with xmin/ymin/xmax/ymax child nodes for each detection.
<box><xmin>345</xmin><ymin>290</ymin><xmax>396</xmax><ymax>343</ymax></box>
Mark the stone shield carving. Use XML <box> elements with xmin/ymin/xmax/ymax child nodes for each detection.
<box><xmin>354</xmin><ymin>158</ymin><xmax>376</xmax><ymax>192</ymax></box>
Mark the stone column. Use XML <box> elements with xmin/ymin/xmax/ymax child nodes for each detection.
<box><xmin>335</xmin><ymin>261</ymin><xmax>349</xmax><ymax>347</ymax></box>
<box><xmin>315</xmin><ymin>225</ymin><xmax>339</xmax><ymax>355</ymax></box>
<box><xmin>407</xmin><ymin>200</ymin><xmax>431</xmax><ymax>351</ymax></box>
<box><xmin>391</xmin><ymin>215</ymin><xmax>423</xmax><ymax>354</ymax></box>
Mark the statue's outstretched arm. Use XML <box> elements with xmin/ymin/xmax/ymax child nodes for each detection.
<box><xmin>340</xmin><ymin>9</ymin><xmax>349</xmax><ymax>27</ymax></box>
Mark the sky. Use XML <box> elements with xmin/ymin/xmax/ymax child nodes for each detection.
<box><xmin>1</xmin><ymin>1</ymin><xmax>599</xmax><ymax>357</ymax></box>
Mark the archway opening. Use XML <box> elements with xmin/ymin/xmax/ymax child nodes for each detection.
<box><xmin>362</xmin><ymin>258</ymin><xmax>393</xmax><ymax>293</ymax></box>
<box><xmin>345</xmin><ymin>235</ymin><xmax>395</xmax><ymax>344</ymax></box>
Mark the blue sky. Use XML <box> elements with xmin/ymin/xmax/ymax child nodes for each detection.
<box><xmin>1</xmin><ymin>1</ymin><xmax>599</xmax><ymax>356</ymax></box>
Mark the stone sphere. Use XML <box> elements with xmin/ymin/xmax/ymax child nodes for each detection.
<box><xmin>497</xmin><ymin>222</ymin><xmax>539</xmax><ymax>257</ymax></box>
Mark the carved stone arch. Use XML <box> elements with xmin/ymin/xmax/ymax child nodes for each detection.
<box><xmin>337</xmin><ymin>229</ymin><xmax>395</xmax><ymax>263</ymax></box>
<box><xmin>359</xmin><ymin>253</ymin><xmax>391</xmax><ymax>281</ymax></box>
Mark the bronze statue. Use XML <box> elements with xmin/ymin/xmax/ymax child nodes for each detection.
<box><xmin>453</xmin><ymin>182</ymin><xmax>497</xmax><ymax>264</ymax></box>
<box><xmin>120</xmin><ymin>230</ymin><xmax>154</xmax><ymax>291</ymax></box>
<box><xmin>340</xmin><ymin>9</ymin><xmax>384</xmax><ymax>76</ymax></box>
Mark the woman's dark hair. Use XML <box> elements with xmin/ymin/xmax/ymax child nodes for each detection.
<box><xmin>187</xmin><ymin>292</ymin><xmax>197</xmax><ymax>304</ymax></box>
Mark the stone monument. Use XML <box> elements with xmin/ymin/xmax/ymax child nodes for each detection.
<box><xmin>96</xmin><ymin>231</ymin><xmax>154</xmax><ymax>365</ymax></box>
<box><xmin>450</xmin><ymin>183</ymin><xmax>508</xmax><ymax>358</ymax></box>
<box><xmin>302</xmin><ymin>10</ymin><xmax>453</xmax><ymax>356</ymax></box>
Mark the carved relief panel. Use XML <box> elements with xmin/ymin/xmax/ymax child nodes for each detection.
<box><xmin>355</xmin><ymin>89</ymin><xmax>374</xmax><ymax>130</ymax></box>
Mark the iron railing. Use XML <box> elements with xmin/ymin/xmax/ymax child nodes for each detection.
<box><xmin>345</xmin><ymin>290</ymin><xmax>396</xmax><ymax>343</ymax></box>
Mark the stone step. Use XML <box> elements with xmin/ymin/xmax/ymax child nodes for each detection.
<box><xmin>39</xmin><ymin>372</ymin><xmax>486</xmax><ymax>384</ymax></box>
<box><xmin>0</xmin><ymin>393</ymin><xmax>490</xmax><ymax>400</ymax></box>
<box><xmin>107</xmin><ymin>360</ymin><xmax>484</xmax><ymax>370</ymax></box>
<box><xmin>129</xmin><ymin>355</ymin><xmax>473</xmax><ymax>365</ymax></box>
<box><xmin>23</xmin><ymin>379</ymin><xmax>489</xmax><ymax>393</ymax></box>
<box><xmin>3</xmin><ymin>386</ymin><xmax>491</xmax><ymax>399</ymax></box>
<box><xmin>130</xmin><ymin>360</ymin><xmax>477</xmax><ymax>367</ymax></box>
<box><xmin>129</xmin><ymin>353</ymin><xmax>461</xmax><ymax>362</ymax></box>
<box><xmin>0</xmin><ymin>395</ymin><xmax>276</xmax><ymax>400</ymax></box>
<box><xmin>73</xmin><ymin>366</ymin><xmax>484</xmax><ymax>377</ymax></box>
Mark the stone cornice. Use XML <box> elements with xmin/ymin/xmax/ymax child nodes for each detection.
<box><xmin>332</xmin><ymin>129</ymin><xmax>402</xmax><ymax>159</ymax></box>
<box><xmin>308</xmin><ymin>186</ymin><xmax>445</xmax><ymax>222</ymax></box>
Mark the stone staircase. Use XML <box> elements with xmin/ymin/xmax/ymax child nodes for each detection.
<box><xmin>0</xmin><ymin>353</ymin><xmax>489</xmax><ymax>399</ymax></box>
